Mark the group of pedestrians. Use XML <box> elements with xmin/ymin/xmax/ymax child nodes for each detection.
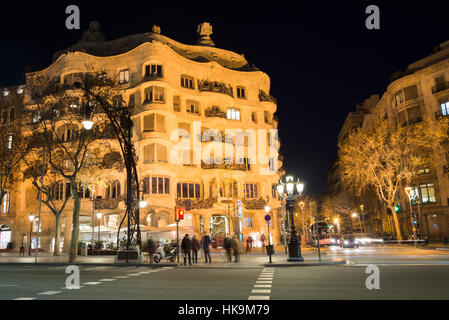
<box><xmin>181</xmin><ymin>233</ymin><xmax>244</xmax><ymax>265</ymax></box>
<box><xmin>181</xmin><ymin>233</ymin><xmax>212</xmax><ymax>265</ymax></box>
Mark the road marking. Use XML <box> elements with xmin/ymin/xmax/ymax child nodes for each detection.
<box><xmin>114</xmin><ymin>276</ymin><xmax>130</xmax><ymax>279</ymax></box>
<box><xmin>99</xmin><ymin>279</ymin><xmax>116</xmax><ymax>282</ymax></box>
<box><xmin>38</xmin><ymin>291</ymin><xmax>62</xmax><ymax>295</ymax></box>
<box><xmin>61</xmin><ymin>286</ymin><xmax>83</xmax><ymax>289</ymax></box>
<box><xmin>128</xmin><ymin>273</ymin><xmax>141</xmax><ymax>276</ymax></box>
<box><xmin>0</xmin><ymin>285</ymin><xmax>18</xmax><ymax>287</ymax></box>
<box><xmin>83</xmin><ymin>282</ymin><xmax>102</xmax><ymax>285</ymax></box>
<box><xmin>248</xmin><ymin>296</ymin><xmax>270</xmax><ymax>300</ymax></box>
<box><xmin>256</xmin><ymin>281</ymin><xmax>272</xmax><ymax>284</ymax></box>
<box><xmin>251</xmin><ymin>289</ymin><xmax>271</xmax><ymax>294</ymax></box>
<box><xmin>13</xmin><ymin>297</ymin><xmax>37</xmax><ymax>300</ymax></box>
<box><xmin>254</xmin><ymin>284</ymin><xmax>272</xmax><ymax>288</ymax></box>
<box><xmin>258</xmin><ymin>277</ymin><xmax>273</xmax><ymax>280</ymax></box>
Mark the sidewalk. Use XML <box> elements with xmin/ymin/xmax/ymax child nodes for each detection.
<box><xmin>422</xmin><ymin>243</ymin><xmax>449</xmax><ymax>251</ymax></box>
<box><xmin>0</xmin><ymin>247</ymin><xmax>343</xmax><ymax>268</ymax></box>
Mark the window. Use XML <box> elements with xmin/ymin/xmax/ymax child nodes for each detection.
<box><xmin>420</xmin><ymin>183</ymin><xmax>436</xmax><ymax>204</ymax></box>
<box><xmin>112</xmin><ymin>95</ymin><xmax>123</xmax><ymax>107</ymax></box>
<box><xmin>78</xmin><ymin>184</ymin><xmax>90</xmax><ymax>199</ymax></box>
<box><xmin>63</xmin><ymin>72</ymin><xmax>83</xmax><ymax>87</ymax></box>
<box><xmin>407</xmin><ymin>106</ymin><xmax>422</xmax><ymax>124</ymax></box>
<box><xmin>53</xmin><ymin>183</ymin><xmax>64</xmax><ymax>200</ymax></box>
<box><xmin>150</xmin><ymin>177</ymin><xmax>170</xmax><ymax>195</ymax></box>
<box><xmin>6</xmin><ymin>135</ymin><xmax>12</xmax><ymax>150</ymax></box>
<box><xmin>238</xmin><ymin>158</ymin><xmax>251</xmax><ymax>170</ymax></box>
<box><xmin>251</xmin><ymin>112</ymin><xmax>257</xmax><ymax>123</ymax></box>
<box><xmin>143</xmin><ymin>113</ymin><xmax>165</xmax><ymax>132</ymax></box>
<box><xmin>177</xmin><ymin>183</ymin><xmax>201</xmax><ymax>199</ymax></box>
<box><xmin>128</xmin><ymin>94</ymin><xmax>136</xmax><ymax>108</ymax></box>
<box><xmin>186</xmin><ymin>100</ymin><xmax>200</xmax><ymax>115</ymax></box>
<box><xmin>397</xmin><ymin>110</ymin><xmax>407</xmax><ymax>127</ymax></box>
<box><xmin>173</xmin><ymin>96</ymin><xmax>181</xmax><ymax>112</ymax></box>
<box><xmin>119</xmin><ymin>69</ymin><xmax>129</xmax><ymax>84</ymax></box>
<box><xmin>145</xmin><ymin>64</ymin><xmax>163</xmax><ymax>77</ymax></box>
<box><xmin>441</xmin><ymin>101</ymin><xmax>449</xmax><ymax>116</ymax></box>
<box><xmin>178</xmin><ymin>122</ymin><xmax>190</xmax><ymax>138</ymax></box>
<box><xmin>59</xmin><ymin>125</ymin><xmax>78</xmax><ymax>142</ymax></box>
<box><xmin>65</xmin><ymin>182</ymin><xmax>71</xmax><ymax>200</ymax></box>
<box><xmin>182</xmin><ymin>149</ymin><xmax>196</xmax><ymax>165</ymax></box>
<box><xmin>244</xmin><ymin>183</ymin><xmax>258</xmax><ymax>199</ymax></box>
<box><xmin>144</xmin><ymin>143</ymin><xmax>167</xmax><ymax>163</ymax></box>
<box><xmin>435</xmin><ymin>75</ymin><xmax>446</xmax><ymax>91</ymax></box>
<box><xmin>393</xmin><ymin>91</ymin><xmax>404</xmax><ymax>107</ymax></box>
<box><xmin>1</xmin><ymin>192</ymin><xmax>10</xmax><ymax>214</ymax></box>
<box><xmin>268</xmin><ymin>157</ymin><xmax>276</xmax><ymax>171</ymax></box>
<box><xmin>9</xmin><ymin>108</ymin><xmax>15</xmax><ymax>124</ymax></box>
<box><xmin>272</xmin><ymin>184</ymin><xmax>277</xmax><ymax>198</ymax></box>
<box><xmin>226</xmin><ymin>108</ymin><xmax>240</xmax><ymax>120</ymax></box>
<box><xmin>143</xmin><ymin>177</ymin><xmax>150</xmax><ymax>194</ymax></box>
<box><xmin>181</xmin><ymin>75</ymin><xmax>194</xmax><ymax>89</ymax></box>
<box><xmin>1</xmin><ymin>111</ymin><xmax>7</xmax><ymax>125</ymax></box>
<box><xmin>404</xmin><ymin>85</ymin><xmax>418</xmax><ymax>101</ymax></box>
<box><xmin>200</xmin><ymin>216</ymin><xmax>204</xmax><ymax>233</ymax></box>
<box><xmin>144</xmin><ymin>86</ymin><xmax>165</xmax><ymax>103</ymax></box>
<box><xmin>264</xmin><ymin>111</ymin><xmax>271</xmax><ymax>124</ymax></box>
<box><xmin>109</xmin><ymin>181</ymin><xmax>121</xmax><ymax>199</ymax></box>
<box><xmin>237</xmin><ymin>86</ymin><xmax>246</xmax><ymax>99</ymax></box>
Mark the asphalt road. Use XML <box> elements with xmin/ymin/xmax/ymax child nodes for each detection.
<box><xmin>1</xmin><ymin>247</ymin><xmax>448</xmax><ymax>300</ymax></box>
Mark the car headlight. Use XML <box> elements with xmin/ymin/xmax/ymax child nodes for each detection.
<box><xmin>355</xmin><ymin>240</ymin><xmax>359</xmax><ymax>244</ymax></box>
<box><xmin>331</xmin><ymin>239</ymin><xmax>335</xmax><ymax>243</ymax></box>
<box><xmin>343</xmin><ymin>240</ymin><xmax>348</xmax><ymax>245</ymax></box>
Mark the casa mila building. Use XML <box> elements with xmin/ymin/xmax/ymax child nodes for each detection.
<box><xmin>0</xmin><ymin>22</ymin><xmax>283</xmax><ymax>253</ymax></box>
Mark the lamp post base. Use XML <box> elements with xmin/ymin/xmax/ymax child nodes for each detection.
<box><xmin>287</xmin><ymin>235</ymin><xmax>304</xmax><ymax>262</ymax></box>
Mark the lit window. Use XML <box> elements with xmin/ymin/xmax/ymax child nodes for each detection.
<box><xmin>420</xmin><ymin>183</ymin><xmax>436</xmax><ymax>204</ymax></box>
<box><xmin>6</xmin><ymin>135</ymin><xmax>12</xmax><ymax>150</ymax></box>
<box><xmin>1</xmin><ymin>192</ymin><xmax>10</xmax><ymax>214</ymax></box>
<box><xmin>119</xmin><ymin>69</ymin><xmax>130</xmax><ymax>84</ymax></box>
<box><xmin>441</xmin><ymin>101</ymin><xmax>449</xmax><ymax>116</ymax></box>
<box><xmin>226</xmin><ymin>108</ymin><xmax>240</xmax><ymax>120</ymax></box>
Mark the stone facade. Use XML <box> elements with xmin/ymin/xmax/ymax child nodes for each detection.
<box><xmin>331</xmin><ymin>40</ymin><xmax>449</xmax><ymax>242</ymax></box>
<box><xmin>0</xmin><ymin>24</ymin><xmax>283</xmax><ymax>252</ymax></box>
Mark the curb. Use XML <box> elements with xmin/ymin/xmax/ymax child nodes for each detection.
<box><xmin>0</xmin><ymin>262</ymin><xmax>177</xmax><ymax>267</ymax></box>
<box><xmin>263</xmin><ymin>260</ymin><xmax>346</xmax><ymax>267</ymax></box>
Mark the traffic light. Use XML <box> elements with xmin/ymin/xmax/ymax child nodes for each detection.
<box><xmin>176</xmin><ymin>208</ymin><xmax>185</xmax><ymax>220</ymax></box>
<box><xmin>394</xmin><ymin>202</ymin><xmax>402</xmax><ymax>213</ymax></box>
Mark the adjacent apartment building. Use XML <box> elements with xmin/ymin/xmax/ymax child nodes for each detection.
<box><xmin>0</xmin><ymin>22</ymin><xmax>282</xmax><ymax>252</ymax></box>
<box><xmin>330</xmin><ymin>40</ymin><xmax>449</xmax><ymax>242</ymax></box>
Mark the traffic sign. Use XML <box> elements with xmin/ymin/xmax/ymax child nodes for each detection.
<box><xmin>264</xmin><ymin>214</ymin><xmax>271</xmax><ymax>222</ymax></box>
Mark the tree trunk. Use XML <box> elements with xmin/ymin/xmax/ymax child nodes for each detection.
<box><xmin>53</xmin><ymin>214</ymin><xmax>61</xmax><ymax>256</ymax></box>
<box><xmin>389</xmin><ymin>206</ymin><xmax>403</xmax><ymax>241</ymax></box>
<box><xmin>69</xmin><ymin>183</ymin><xmax>81</xmax><ymax>263</ymax></box>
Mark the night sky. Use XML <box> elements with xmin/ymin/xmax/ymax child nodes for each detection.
<box><xmin>1</xmin><ymin>1</ymin><xmax>449</xmax><ymax>194</ymax></box>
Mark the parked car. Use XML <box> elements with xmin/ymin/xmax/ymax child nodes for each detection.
<box><xmin>340</xmin><ymin>235</ymin><xmax>359</xmax><ymax>248</ymax></box>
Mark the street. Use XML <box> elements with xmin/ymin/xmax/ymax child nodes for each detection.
<box><xmin>1</xmin><ymin>246</ymin><xmax>449</xmax><ymax>300</ymax></box>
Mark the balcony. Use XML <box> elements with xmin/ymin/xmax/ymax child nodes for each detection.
<box><xmin>204</xmin><ymin>106</ymin><xmax>226</xmax><ymax>118</ymax></box>
<box><xmin>432</xmin><ymin>81</ymin><xmax>449</xmax><ymax>94</ymax></box>
<box><xmin>197</xmin><ymin>80</ymin><xmax>234</xmax><ymax>97</ymax></box>
<box><xmin>201</xmin><ymin>161</ymin><xmax>248</xmax><ymax>171</ymax></box>
<box><xmin>258</xmin><ymin>90</ymin><xmax>277</xmax><ymax>104</ymax></box>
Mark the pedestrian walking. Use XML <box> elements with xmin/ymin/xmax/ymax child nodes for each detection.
<box><xmin>181</xmin><ymin>234</ymin><xmax>192</xmax><ymax>266</ymax></box>
<box><xmin>202</xmin><ymin>233</ymin><xmax>212</xmax><ymax>263</ymax></box>
<box><xmin>223</xmin><ymin>236</ymin><xmax>232</xmax><ymax>262</ymax></box>
<box><xmin>245</xmin><ymin>235</ymin><xmax>253</xmax><ymax>254</ymax></box>
<box><xmin>146</xmin><ymin>237</ymin><xmax>157</xmax><ymax>264</ymax></box>
<box><xmin>260</xmin><ymin>233</ymin><xmax>266</xmax><ymax>251</ymax></box>
<box><xmin>191</xmin><ymin>235</ymin><xmax>200</xmax><ymax>263</ymax></box>
<box><xmin>231</xmin><ymin>234</ymin><xmax>241</xmax><ymax>262</ymax></box>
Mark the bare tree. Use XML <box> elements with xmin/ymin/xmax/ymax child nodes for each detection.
<box><xmin>338</xmin><ymin>118</ymin><xmax>449</xmax><ymax>240</ymax></box>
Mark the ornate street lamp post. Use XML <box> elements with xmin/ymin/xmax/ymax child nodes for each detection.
<box><xmin>405</xmin><ymin>187</ymin><xmax>418</xmax><ymax>247</ymax></box>
<box><xmin>276</xmin><ymin>176</ymin><xmax>305</xmax><ymax>262</ymax></box>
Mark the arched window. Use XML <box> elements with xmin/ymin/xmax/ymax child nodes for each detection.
<box><xmin>107</xmin><ymin>181</ymin><xmax>121</xmax><ymax>199</ymax></box>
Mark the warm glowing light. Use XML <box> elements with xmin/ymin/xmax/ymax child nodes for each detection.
<box><xmin>352</xmin><ymin>212</ymin><xmax>357</xmax><ymax>218</ymax></box>
<box><xmin>296</xmin><ymin>182</ymin><xmax>304</xmax><ymax>194</ymax></box>
<box><xmin>276</xmin><ymin>183</ymin><xmax>284</xmax><ymax>195</ymax></box>
<box><xmin>264</xmin><ymin>206</ymin><xmax>270</xmax><ymax>213</ymax></box>
<box><xmin>286</xmin><ymin>181</ymin><xmax>294</xmax><ymax>195</ymax></box>
<box><xmin>29</xmin><ymin>213</ymin><xmax>35</xmax><ymax>222</ymax></box>
<box><xmin>334</xmin><ymin>218</ymin><xmax>339</xmax><ymax>224</ymax></box>
<box><xmin>96</xmin><ymin>212</ymin><xmax>103</xmax><ymax>220</ymax></box>
<box><xmin>82</xmin><ymin>120</ymin><xmax>94</xmax><ymax>130</ymax></box>
<box><xmin>139</xmin><ymin>200</ymin><xmax>148</xmax><ymax>208</ymax></box>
